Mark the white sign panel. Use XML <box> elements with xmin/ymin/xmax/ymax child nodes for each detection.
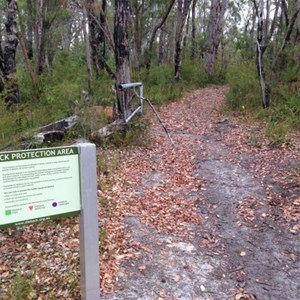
<box><xmin>0</xmin><ymin>146</ymin><xmax>81</xmax><ymax>228</ymax></box>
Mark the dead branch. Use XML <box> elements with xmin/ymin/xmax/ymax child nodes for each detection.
<box><xmin>144</xmin><ymin>97</ymin><xmax>175</xmax><ymax>147</ymax></box>
<box><xmin>90</xmin><ymin>119</ymin><xmax>127</xmax><ymax>140</ymax></box>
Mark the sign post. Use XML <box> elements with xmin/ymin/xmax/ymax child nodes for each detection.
<box><xmin>0</xmin><ymin>143</ymin><xmax>100</xmax><ymax>300</ymax></box>
<box><xmin>78</xmin><ymin>143</ymin><xmax>100</xmax><ymax>300</ymax></box>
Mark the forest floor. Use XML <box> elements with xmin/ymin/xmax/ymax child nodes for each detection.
<box><xmin>1</xmin><ymin>86</ymin><xmax>300</xmax><ymax>300</ymax></box>
<box><xmin>100</xmin><ymin>86</ymin><xmax>300</xmax><ymax>300</ymax></box>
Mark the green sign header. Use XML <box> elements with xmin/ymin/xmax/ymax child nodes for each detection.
<box><xmin>0</xmin><ymin>147</ymin><xmax>78</xmax><ymax>162</ymax></box>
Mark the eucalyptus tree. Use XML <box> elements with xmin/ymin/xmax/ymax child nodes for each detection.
<box><xmin>253</xmin><ymin>0</ymin><xmax>269</xmax><ymax>108</ymax></box>
<box><xmin>2</xmin><ymin>0</ymin><xmax>19</xmax><ymax>105</ymax></box>
<box><xmin>129</xmin><ymin>0</ymin><xmax>145</xmax><ymax>70</ymax></box>
<box><xmin>174</xmin><ymin>0</ymin><xmax>193</xmax><ymax>81</ymax></box>
<box><xmin>251</xmin><ymin>0</ymin><xmax>300</xmax><ymax>108</ymax></box>
<box><xmin>82</xmin><ymin>2</ymin><xmax>93</xmax><ymax>95</ymax></box>
<box><xmin>204</xmin><ymin>0</ymin><xmax>228</xmax><ymax>76</ymax></box>
<box><xmin>143</xmin><ymin>0</ymin><xmax>176</xmax><ymax>70</ymax></box>
<box><xmin>0</xmin><ymin>29</ymin><xmax>4</xmax><ymax>93</ymax></box>
<box><xmin>0</xmin><ymin>3</ymin><xmax>4</xmax><ymax>93</ymax></box>
<box><xmin>114</xmin><ymin>0</ymin><xmax>132</xmax><ymax>120</ymax></box>
<box><xmin>85</xmin><ymin>0</ymin><xmax>113</xmax><ymax>77</ymax></box>
<box><xmin>33</xmin><ymin>0</ymin><xmax>70</xmax><ymax>75</ymax></box>
<box><xmin>297</xmin><ymin>0</ymin><xmax>300</xmax><ymax>42</ymax></box>
<box><xmin>190</xmin><ymin>0</ymin><xmax>197</xmax><ymax>60</ymax></box>
<box><xmin>25</xmin><ymin>0</ymin><xmax>33</xmax><ymax>59</ymax></box>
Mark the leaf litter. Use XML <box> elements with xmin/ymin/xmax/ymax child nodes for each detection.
<box><xmin>1</xmin><ymin>86</ymin><xmax>300</xmax><ymax>299</ymax></box>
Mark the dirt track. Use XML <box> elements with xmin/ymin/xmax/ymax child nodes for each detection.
<box><xmin>101</xmin><ymin>87</ymin><xmax>300</xmax><ymax>300</ymax></box>
<box><xmin>1</xmin><ymin>87</ymin><xmax>299</xmax><ymax>299</ymax></box>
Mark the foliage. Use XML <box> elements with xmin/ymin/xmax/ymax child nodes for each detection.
<box><xmin>264</xmin><ymin>119</ymin><xmax>289</xmax><ymax>145</ymax></box>
<box><xmin>226</xmin><ymin>61</ymin><xmax>261</xmax><ymax>110</ymax></box>
<box><xmin>1</xmin><ymin>50</ymin><xmax>229</xmax><ymax>150</ymax></box>
<box><xmin>137</xmin><ymin>61</ymin><xmax>225</xmax><ymax>106</ymax></box>
<box><xmin>267</xmin><ymin>92</ymin><xmax>300</xmax><ymax>130</ymax></box>
<box><xmin>99</xmin><ymin>119</ymin><xmax>151</xmax><ymax>148</ymax></box>
<box><xmin>226</xmin><ymin>55</ymin><xmax>300</xmax><ymax>143</ymax></box>
<box><xmin>138</xmin><ymin>64</ymin><xmax>181</xmax><ymax>105</ymax></box>
<box><xmin>0</xmin><ymin>50</ymin><xmax>114</xmax><ymax>149</ymax></box>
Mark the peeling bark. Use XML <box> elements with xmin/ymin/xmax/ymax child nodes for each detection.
<box><xmin>190</xmin><ymin>0</ymin><xmax>197</xmax><ymax>60</ymax></box>
<box><xmin>34</xmin><ymin>0</ymin><xmax>60</xmax><ymax>75</ymax></box>
<box><xmin>130</xmin><ymin>0</ymin><xmax>143</xmax><ymax>71</ymax></box>
<box><xmin>3</xmin><ymin>0</ymin><xmax>20</xmax><ymax>105</ymax></box>
<box><xmin>254</xmin><ymin>0</ymin><xmax>270</xmax><ymax>108</ymax></box>
<box><xmin>86</xmin><ymin>0</ymin><xmax>107</xmax><ymax>76</ymax></box>
<box><xmin>158</xmin><ymin>28</ymin><xmax>166</xmax><ymax>64</ymax></box>
<box><xmin>174</xmin><ymin>0</ymin><xmax>193</xmax><ymax>81</ymax></box>
<box><xmin>114</xmin><ymin>0</ymin><xmax>132</xmax><ymax>120</ymax></box>
<box><xmin>26</xmin><ymin>0</ymin><xmax>33</xmax><ymax>59</ymax></box>
<box><xmin>297</xmin><ymin>0</ymin><xmax>300</xmax><ymax>42</ymax></box>
<box><xmin>0</xmin><ymin>32</ymin><xmax>4</xmax><ymax>93</ymax></box>
<box><xmin>204</xmin><ymin>0</ymin><xmax>228</xmax><ymax>76</ymax></box>
<box><xmin>82</xmin><ymin>5</ymin><xmax>93</xmax><ymax>95</ymax></box>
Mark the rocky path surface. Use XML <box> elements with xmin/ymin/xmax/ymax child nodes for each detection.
<box><xmin>100</xmin><ymin>86</ymin><xmax>300</xmax><ymax>300</ymax></box>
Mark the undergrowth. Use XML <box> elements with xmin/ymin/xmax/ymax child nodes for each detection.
<box><xmin>226</xmin><ymin>59</ymin><xmax>300</xmax><ymax>144</ymax></box>
<box><xmin>1</xmin><ymin>52</ymin><xmax>225</xmax><ymax>149</ymax></box>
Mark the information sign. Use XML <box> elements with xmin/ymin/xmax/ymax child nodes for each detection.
<box><xmin>0</xmin><ymin>146</ymin><xmax>81</xmax><ymax>229</ymax></box>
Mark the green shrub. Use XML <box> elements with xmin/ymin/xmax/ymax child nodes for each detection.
<box><xmin>182</xmin><ymin>61</ymin><xmax>210</xmax><ymax>87</ymax></box>
<box><xmin>139</xmin><ymin>64</ymin><xmax>182</xmax><ymax>105</ymax></box>
<box><xmin>2</xmin><ymin>47</ymin><xmax>232</xmax><ymax>149</ymax></box>
<box><xmin>226</xmin><ymin>61</ymin><xmax>261</xmax><ymax>110</ymax></box>
<box><xmin>264</xmin><ymin>120</ymin><xmax>289</xmax><ymax>145</ymax></box>
<box><xmin>267</xmin><ymin>92</ymin><xmax>300</xmax><ymax>130</ymax></box>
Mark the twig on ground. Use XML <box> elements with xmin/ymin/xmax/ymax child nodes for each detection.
<box><xmin>143</xmin><ymin>97</ymin><xmax>176</xmax><ymax>147</ymax></box>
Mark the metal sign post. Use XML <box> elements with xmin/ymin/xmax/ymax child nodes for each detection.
<box><xmin>79</xmin><ymin>143</ymin><xmax>100</xmax><ymax>300</ymax></box>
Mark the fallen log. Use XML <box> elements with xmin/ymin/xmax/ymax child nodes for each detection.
<box><xmin>90</xmin><ymin>119</ymin><xmax>127</xmax><ymax>139</ymax></box>
<box><xmin>36</xmin><ymin>115</ymin><xmax>79</xmax><ymax>143</ymax></box>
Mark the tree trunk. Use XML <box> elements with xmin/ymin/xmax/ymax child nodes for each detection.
<box><xmin>145</xmin><ymin>0</ymin><xmax>175</xmax><ymax>70</ymax></box>
<box><xmin>82</xmin><ymin>5</ymin><xmax>93</xmax><ymax>96</ymax></box>
<box><xmin>190</xmin><ymin>0</ymin><xmax>197</xmax><ymax>60</ymax></box>
<box><xmin>254</xmin><ymin>0</ymin><xmax>270</xmax><ymax>108</ymax></box>
<box><xmin>281</xmin><ymin>0</ymin><xmax>289</xmax><ymax>29</ymax></box>
<box><xmin>17</xmin><ymin>32</ymin><xmax>37</xmax><ymax>92</ymax></box>
<box><xmin>99</xmin><ymin>0</ymin><xmax>107</xmax><ymax>52</ymax></box>
<box><xmin>34</xmin><ymin>0</ymin><xmax>46</xmax><ymax>75</ymax></box>
<box><xmin>26</xmin><ymin>0</ymin><xmax>34</xmax><ymax>59</ymax></box>
<box><xmin>114</xmin><ymin>0</ymin><xmax>132</xmax><ymax>121</ymax></box>
<box><xmin>61</xmin><ymin>18</ymin><xmax>73</xmax><ymax>50</ymax></box>
<box><xmin>183</xmin><ymin>9</ymin><xmax>190</xmax><ymax>47</ymax></box>
<box><xmin>34</xmin><ymin>0</ymin><xmax>60</xmax><ymax>75</ymax></box>
<box><xmin>296</xmin><ymin>0</ymin><xmax>300</xmax><ymax>42</ymax></box>
<box><xmin>0</xmin><ymin>33</ymin><xmax>4</xmax><ymax>92</ymax></box>
<box><xmin>264</xmin><ymin>0</ymin><xmax>270</xmax><ymax>40</ymax></box>
<box><xmin>174</xmin><ymin>0</ymin><xmax>193</xmax><ymax>81</ymax></box>
<box><xmin>86</xmin><ymin>0</ymin><xmax>107</xmax><ymax>76</ymax></box>
<box><xmin>131</xmin><ymin>0</ymin><xmax>143</xmax><ymax>71</ymax></box>
<box><xmin>204</xmin><ymin>0</ymin><xmax>228</xmax><ymax>76</ymax></box>
<box><xmin>3</xmin><ymin>0</ymin><xmax>20</xmax><ymax>105</ymax></box>
<box><xmin>158</xmin><ymin>28</ymin><xmax>165</xmax><ymax>64</ymax></box>
<box><xmin>250</xmin><ymin>5</ymin><xmax>257</xmax><ymax>44</ymax></box>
